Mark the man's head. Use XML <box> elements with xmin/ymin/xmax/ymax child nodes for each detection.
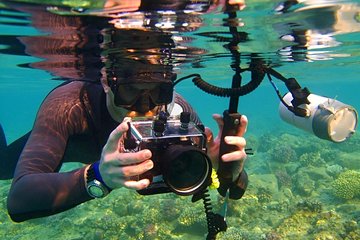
<box><xmin>101</xmin><ymin>71</ymin><xmax>176</xmax><ymax>119</ymax></box>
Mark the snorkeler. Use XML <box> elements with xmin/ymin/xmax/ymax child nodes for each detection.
<box><xmin>2</xmin><ymin>2</ymin><xmax>249</xmax><ymax>223</ymax></box>
<box><xmin>4</xmin><ymin>70</ymin><xmax>248</xmax><ymax>223</ymax></box>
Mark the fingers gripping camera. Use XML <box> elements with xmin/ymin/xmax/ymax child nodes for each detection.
<box><xmin>124</xmin><ymin>112</ymin><xmax>212</xmax><ymax>196</ymax></box>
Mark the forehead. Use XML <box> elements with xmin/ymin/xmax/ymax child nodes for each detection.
<box><xmin>109</xmin><ymin>71</ymin><xmax>176</xmax><ymax>84</ymax></box>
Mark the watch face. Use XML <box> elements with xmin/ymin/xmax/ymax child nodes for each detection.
<box><xmin>88</xmin><ymin>184</ymin><xmax>105</xmax><ymax>198</ymax></box>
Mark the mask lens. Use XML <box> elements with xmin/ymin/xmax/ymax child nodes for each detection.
<box><xmin>114</xmin><ymin>84</ymin><xmax>141</xmax><ymax>107</ymax></box>
<box><xmin>114</xmin><ymin>82</ymin><xmax>173</xmax><ymax>107</ymax></box>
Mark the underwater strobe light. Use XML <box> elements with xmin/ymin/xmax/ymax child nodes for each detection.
<box><xmin>276</xmin><ymin>79</ymin><xmax>358</xmax><ymax>143</ymax></box>
<box><xmin>279</xmin><ymin>93</ymin><xmax>358</xmax><ymax>142</ymax></box>
<box><xmin>266</xmin><ymin>69</ymin><xmax>358</xmax><ymax>143</ymax></box>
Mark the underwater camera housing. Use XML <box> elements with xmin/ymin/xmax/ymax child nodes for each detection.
<box><xmin>124</xmin><ymin>112</ymin><xmax>212</xmax><ymax>196</ymax></box>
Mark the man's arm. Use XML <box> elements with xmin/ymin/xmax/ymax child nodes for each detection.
<box><xmin>7</xmin><ymin>82</ymin><xmax>92</xmax><ymax>222</ymax></box>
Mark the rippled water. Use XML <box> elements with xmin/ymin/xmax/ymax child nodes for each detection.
<box><xmin>0</xmin><ymin>0</ymin><xmax>360</xmax><ymax>239</ymax></box>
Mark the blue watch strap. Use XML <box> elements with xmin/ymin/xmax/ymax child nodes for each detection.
<box><xmin>93</xmin><ymin>161</ymin><xmax>112</xmax><ymax>191</ymax></box>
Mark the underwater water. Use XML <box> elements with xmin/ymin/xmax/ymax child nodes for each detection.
<box><xmin>0</xmin><ymin>0</ymin><xmax>360</xmax><ymax>239</ymax></box>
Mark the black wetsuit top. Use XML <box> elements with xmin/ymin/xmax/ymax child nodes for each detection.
<box><xmin>6</xmin><ymin>81</ymin><xmax>200</xmax><ymax>222</ymax></box>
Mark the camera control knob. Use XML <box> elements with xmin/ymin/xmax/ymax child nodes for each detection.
<box><xmin>180</xmin><ymin>112</ymin><xmax>190</xmax><ymax>131</ymax></box>
<box><xmin>158</xmin><ymin>111</ymin><xmax>168</xmax><ymax>124</ymax></box>
<box><xmin>153</xmin><ymin>119</ymin><xmax>165</xmax><ymax>137</ymax></box>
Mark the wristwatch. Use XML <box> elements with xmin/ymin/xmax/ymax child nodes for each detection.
<box><xmin>86</xmin><ymin>163</ymin><xmax>110</xmax><ymax>198</ymax></box>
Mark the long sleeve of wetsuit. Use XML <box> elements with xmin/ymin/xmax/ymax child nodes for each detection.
<box><xmin>7</xmin><ymin>82</ymin><xmax>93</xmax><ymax>222</ymax></box>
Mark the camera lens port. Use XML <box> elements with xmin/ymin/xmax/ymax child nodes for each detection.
<box><xmin>161</xmin><ymin>145</ymin><xmax>212</xmax><ymax>195</ymax></box>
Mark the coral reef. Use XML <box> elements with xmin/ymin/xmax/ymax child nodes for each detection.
<box><xmin>274</xmin><ymin>170</ymin><xmax>292</xmax><ymax>189</ymax></box>
<box><xmin>263</xmin><ymin>231</ymin><xmax>282</xmax><ymax>240</ymax></box>
<box><xmin>274</xmin><ymin>211</ymin><xmax>316</xmax><ymax>238</ymax></box>
<box><xmin>299</xmin><ymin>152</ymin><xmax>324</xmax><ymax>167</ymax></box>
<box><xmin>332</xmin><ymin>134</ymin><xmax>360</xmax><ymax>153</ymax></box>
<box><xmin>217</xmin><ymin>226</ymin><xmax>245</xmax><ymax>240</ymax></box>
<box><xmin>178</xmin><ymin>205</ymin><xmax>206</xmax><ymax>228</ymax></box>
<box><xmin>326</xmin><ymin>164</ymin><xmax>343</xmax><ymax>177</ymax></box>
<box><xmin>332</xmin><ymin>170</ymin><xmax>360</xmax><ymax>200</ymax></box>
<box><xmin>1</xmin><ymin>131</ymin><xmax>360</xmax><ymax>240</ymax></box>
<box><xmin>269</xmin><ymin>145</ymin><xmax>297</xmax><ymax>164</ymax></box>
<box><xmin>296</xmin><ymin>199</ymin><xmax>322</xmax><ymax>213</ymax></box>
<box><xmin>257</xmin><ymin>133</ymin><xmax>278</xmax><ymax>153</ymax></box>
<box><xmin>293</xmin><ymin>172</ymin><xmax>315</xmax><ymax>196</ymax></box>
<box><xmin>256</xmin><ymin>187</ymin><xmax>272</xmax><ymax>203</ymax></box>
<box><xmin>321</xmin><ymin>149</ymin><xmax>342</xmax><ymax>163</ymax></box>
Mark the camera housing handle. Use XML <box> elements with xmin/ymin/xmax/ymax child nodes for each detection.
<box><xmin>217</xmin><ymin>110</ymin><xmax>243</xmax><ymax>197</ymax></box>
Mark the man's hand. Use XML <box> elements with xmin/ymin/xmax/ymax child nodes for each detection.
<box><xmin>99</xmin><ymin>120</ymin><xmax>153</xmax><ymax>190</ymax></box>
<box><xmin>205</xmin><ymin>114</ymin><xmax>248</xmax><ymax>171</ymax></box>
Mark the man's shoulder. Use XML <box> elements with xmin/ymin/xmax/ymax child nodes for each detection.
<box><xmin>40</xmin><ymin>81</ymin><xmax>93</xmax><ymax>111</ymax></box>
<box><xmin>36</xmin><ymin>81</ymin><xmax>100</xmax><ymax>132</ymax></box>
<box><xmin>49</xmin><ymin>81</ymin><xmax>86</xmax><ymax>95</ymax></box>
<box><xmin>46</xmin><ymin>81</ymin><xmax>102</xmax><ymax>101</ymax></box>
